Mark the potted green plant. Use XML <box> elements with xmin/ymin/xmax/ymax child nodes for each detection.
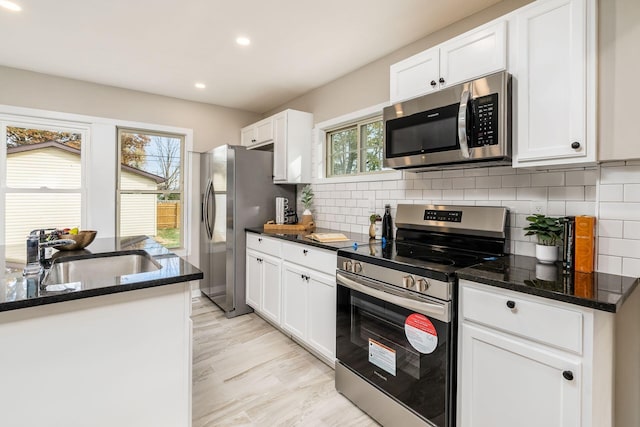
<box><xmin>301</xmin><ymin>185</ymin><xmax>314</xmax><ymax>227</ymax></box>
<box><xmin>524</xmin><ymin>214</ymin><xmax>564</xmax><ymax>264</ymax></box>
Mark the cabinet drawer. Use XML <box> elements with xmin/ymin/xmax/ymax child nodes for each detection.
<box><xmin>282</xmin><ymin>242</ymin><xmax>336</xmax><ymax>276</ymax></box>
<box><xmin>246</xmin><ymin>234</ymin><xmax>281</xmax><ymax>257</ymax></box>
<box><xmin>461</xmin><ymin>281</ymin><xmax>583</xmax><ymax>354</ymax></box>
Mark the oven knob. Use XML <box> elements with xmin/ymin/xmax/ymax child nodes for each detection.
<box><xmin>416</xmin><ymin>278</ymin><xmax>430</xmax><ymax>292</ymax></box>
<box><xmin>353</xmin><ymin>262</ymin><xmax>363</xmax><ymax>273</ymax></box>
<box><xmin>342</xmin><ymin>260</ymin><xmax>353</xmax><ymax>271</ymax></box>
<box><xmin>402</xmin><ymin>275</ymin><xmax>416</xmax><ymax>289</ymax></box>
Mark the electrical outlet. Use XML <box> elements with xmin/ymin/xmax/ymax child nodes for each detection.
<box><xmin>368</xmin><ymin>196</ymin><xmax>376</xmax><ymax>214</ymax></box>
<box><xmin>530</xmin><ymin>201</ymin><xmax>547</xmax><ymax>215</ymax></box>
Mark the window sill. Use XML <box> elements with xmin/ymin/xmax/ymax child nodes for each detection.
<box><xmin>312</xmin><ymin>170</ymin><xmax>403</xmax><ymax>184</ymax></box>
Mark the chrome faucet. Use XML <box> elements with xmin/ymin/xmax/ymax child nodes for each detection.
<box><xmin>25</xmin><ymin>229</ymin><xmax>75</xmax><ymax>270</ymax></box>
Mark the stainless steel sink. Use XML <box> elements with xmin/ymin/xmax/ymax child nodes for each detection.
<box><xmin>43</xmin><ymin>250</ymin><xmax>162</xmax><ymax>285</ymax></box>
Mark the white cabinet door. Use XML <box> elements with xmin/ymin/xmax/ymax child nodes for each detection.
<box><xmin>307</xmin><ymin>271</ymin><xmax>336</xmax><ymax>360</ymax></box>
<box><xmin>241</xmin><ymin>126</ymin><xmax>256</xmax><ymax>147</ymax></box>
<box><xmin>389</xmin><ymin>47</ymin><xmax>439</xmax><ymax>103</ymax></box>
<box><xmin>272</xmin><ymin>112</ymin><xmax>287</xmax><ymax>182</ymax></box>
<box><xmin>245</xmin><ymin>250</ymin><xmax>261</xmax><ymax>309</ymax></box>
<box><xmin>255</xmin><ymin>118</ymin><xmax>274</xmax><ymax>145</ymax></box>
<box><xmin>459</xmin><ymin>323</ymin><xmax>581</xmax><ymax>427</ymax></box>
<box><xmin>513</xmin><ymin>0</ymin><xmax>592</xmax><ymax>166</ymax></box>
<box><xmin>439</xmin><ymin>21</ymin><xmax>507</xmax><ymax>88</ymax></box>
<box><xmin>282</xmin><ymin>262</ymin><xmax>308</xmax><ymax>340</ymax></box>
<box><xmin>261</xmin><ymin>254</ymin><xmax>282</xmax><ymax>325</ymax></box>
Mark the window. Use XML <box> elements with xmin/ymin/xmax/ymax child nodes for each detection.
<box><xmin>326</xmin><ymin>117</ymin><xmax>383</xmax><ymax>177</ymax></box>
<box><xmin>2</xmin><ymin>120</ymin><xmax>87</xmax><ymax>258</ymax></box>
<box><xmin>117</xmin><ymin>129</ymin><xmax>184</xmax><ymax>249</ymax></box>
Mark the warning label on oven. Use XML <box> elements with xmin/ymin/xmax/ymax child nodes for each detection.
<box><xmin>405</xmin><ymin>313</ymin><xmax>438</xmax><ymax>354</ymax></box>
<box><xmin>368</xmin><ymin>338</ymin><xmax>396</xmax><ymax>376</ymax></box>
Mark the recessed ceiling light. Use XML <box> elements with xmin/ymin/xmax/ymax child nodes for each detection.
<box><xmin>236</xmin><ymin>37</ymin><xmax>251</xmax><ymax>46</ymax></box>
<box><xmin>0</xmin><ymin>0</ymin><xmax>22</xmax><ymax>11</ymax></box>
<box><xmin>194</xmin><ymin>82</ymin><xmax>206</xmax><ymax>89</ymax></box>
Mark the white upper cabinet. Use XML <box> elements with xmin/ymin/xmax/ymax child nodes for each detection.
<box><xmin>390</xmin><ymin>47</ymin><xmax>440</xmax><ymax>103</ymax></box>
<box><xmin>241</xmin><ymin>117</ymin><xmax>274</xmax><ymax>148</ymax></box>
<box><xmin>243</xmin><ymin>109</ymin><xmax>313</xmax><ymax>184</ymax></box>
<box><xmin>511</xmin><ymin>0</ymin><xmax>596</xmax><ymax>167</ymax></box>
<box><xmin>390</xmin><ymin>20</ymin><xmax>507</xmax><ymax>103</ymax></box>
<box><xmin>439</xmin><ymin>21</ymin><xmax>507</xmax><ymax>89</ymax></box>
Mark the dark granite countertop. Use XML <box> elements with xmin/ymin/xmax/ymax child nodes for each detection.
<box><xmin>246</xmin><ymin>227</ymin><xmax>372</xmax><ymax>251</ymax></box>
<box><xmin>0</xmin><ymin>236</ymin><xmax>203</xmax><ymax>313</ymax></box>
<box><xmin>457</xmin><ymin>254</ymin><xmax>639</xmax><ymax>313</ymax></box>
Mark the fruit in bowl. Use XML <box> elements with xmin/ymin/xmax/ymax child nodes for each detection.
<box><xmin>56</xmin><ymin>230</ymin><xmax>97</xmax><ymax>251</ymax></box>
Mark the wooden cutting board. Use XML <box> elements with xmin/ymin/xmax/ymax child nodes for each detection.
<box><xmin>305</xmin><ymin>233</ymin><xmax>349</xmax><ymax>242</ymax></box>
<box><xmin>264</xmin><ymin>222</ymin><xmax>315</xmax><ymax>231</ymax></box>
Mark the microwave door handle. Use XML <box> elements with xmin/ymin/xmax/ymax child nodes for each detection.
<box><xmin>458</xmin><ymin>89</ymin><xmax>471</xmax><ymax>159</ymax></box>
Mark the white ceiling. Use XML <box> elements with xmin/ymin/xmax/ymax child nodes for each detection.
<box><xmin>0</xmin><ymin>0</ymin><xmax>503</xmax><ymax>113</ymax></box>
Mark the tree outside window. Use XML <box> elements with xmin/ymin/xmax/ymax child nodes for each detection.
<box><xmin>327</xmin><ymin>117</ymin><xmax>384</xmax><ymax>177</ymax></box>
<box><xmin>117</xmin><ymin>129</ymin><xmax>184</xmax><ymax>249</ymax></box>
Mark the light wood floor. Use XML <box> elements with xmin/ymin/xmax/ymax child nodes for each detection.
<box><xmin>192</xmin><ymin>297</ymin><xmax>379</xmax><ymax>427</ymax></box>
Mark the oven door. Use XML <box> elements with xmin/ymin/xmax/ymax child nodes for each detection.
<box><xmin>336</xmin><ymin>271</ymin><xmax>453</xmax><ymax>427</ymax></box>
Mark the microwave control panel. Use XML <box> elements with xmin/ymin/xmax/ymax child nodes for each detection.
<box><xmin>471</xmin><ymin>93</ymin><xmax>499</xmax><ymax>146</ymax></box>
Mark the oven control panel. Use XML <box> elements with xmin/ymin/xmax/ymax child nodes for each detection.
<box><xmin>423</xmin><ymin>210</ymin><xmax>462</xmax><ymax>222</ymax></box>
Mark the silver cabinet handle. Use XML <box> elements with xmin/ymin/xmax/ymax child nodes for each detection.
<box><xmin>458</xmin><ymin>89</ymin><xmax>471</xmax><ymax>159</ymax></box>
<box><xmin>336</xmin><ymin>272</ymin><xmax>450</xmax><ymax>323</ymax></box>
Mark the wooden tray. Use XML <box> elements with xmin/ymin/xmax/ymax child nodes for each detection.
<box><xmin>264</xmin><ymin>222</ymin><xmax>315</xmax><ymax>232</ymax></box>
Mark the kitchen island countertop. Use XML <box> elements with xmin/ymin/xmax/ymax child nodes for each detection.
<box><xmin>0</xmin><ymin>236</ymin><xmax>202</xmax><ymax>313</ymax></box>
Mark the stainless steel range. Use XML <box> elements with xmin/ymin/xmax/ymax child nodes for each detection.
<box><xmin>335</xmin><ymin>204</ymin><xmax>509</xmax><ymax>427</ymax></box>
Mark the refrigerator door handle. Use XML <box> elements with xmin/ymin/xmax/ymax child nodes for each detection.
<box><xmin>203</xmin><ymin>178</ymin><xmax>213</xmax><ymax>240</ymax></box>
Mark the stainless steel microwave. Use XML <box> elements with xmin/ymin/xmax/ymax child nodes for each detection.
<box><xmin>383</xmin><ymin>71</ymin><xmax>512</xmax><ymax>171</ymax></box>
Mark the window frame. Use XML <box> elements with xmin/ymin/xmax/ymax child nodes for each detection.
<box><xmin>1</xmin><ymin>117</ymin><xmax>90</xmax><ymax>246</ymax></box>
<box><xmin>314</xmin><ymin>102</ymin><xmax>402</xmax><ymax>184</ymax></box>
<box><xmin>116</xmin><ymin>127</ymin><xmax>186</xmax><ymax>250</ymax></box>
<box><xmin>326</xmin><ymin>115</ymin><xmax>385</xmax><ymax>178</ymax></box>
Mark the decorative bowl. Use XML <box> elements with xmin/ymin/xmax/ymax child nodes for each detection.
<box><xmin>56</xmin><ymin>230</ymin><xmax>98</xmax><ymax>251</ymax></box>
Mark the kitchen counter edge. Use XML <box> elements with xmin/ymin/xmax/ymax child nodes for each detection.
<box><xmin>246</xmin><ymin>227</ymin><xmax>371</xmax><ymax>251</ymax></box>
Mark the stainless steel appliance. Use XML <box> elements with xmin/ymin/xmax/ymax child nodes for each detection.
<box><xmin>200</xmin><ymin>145</ymin><xmax>294</xmax><ymax>318</ymax></box>
<box><xmin>335</xmin><ymin>204</ymin><xmax>508</xmax><ymax>427</ymax></box>
<box><xmin>383</xmin><ymin>71</ymin><xmax>512</xmax><ymax>171</ymax></box>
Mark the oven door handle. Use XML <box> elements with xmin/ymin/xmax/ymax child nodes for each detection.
<box><xmin>336</xmin><ymin>272</ymin><xmax>450</xmax><ymax>323</ymax></box>
<box><xmin>458</xmin><ymin>88</ymin><xmax>471</xmax><ymax>159</ymax></box>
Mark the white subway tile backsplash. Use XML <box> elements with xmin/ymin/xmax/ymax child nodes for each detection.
<box><xmin>309</xmin><ymin>164</ymin><xmax>640</xmax><ymax>273</ymax></box>
<box><xmin>599</xmin><ymin>184</ymin><xmax>624</xmax><ymax>202</ymax></box>
<box><xmin>566</xmin><ymin>170</ymin><xmax>597</xmax><ymax>186</ymax></box>
<box><xmin>623</xmin><ymin>221</ymin><xmax>640</xmax><ymax>240</ymax></box>
<box><xmin>432</xmin><ymin>179</ymin><xmax>453</xmax><ymax>190</ymax></box>
<box><xmin>601</xmin><ymin>166</ymin><xmax>640</xmax><ymax>184</ymax></box>
<box><xmin>476</xmin><ymin>176</ymin><xmax>502</xmax><ymax>188</ymax></box>
<box><xmin>623</xmin><ymin>258</ymin><xmax>640</xmax><ymax>277</ymax></box>
<box><xmin>531</xmin><ymin>172</ymin><xmax>565</xmax><ymax>187</ymax></box>
<box><xmin>599</xmin><ymin>220</ymin><xmax>623</xmax><ymax>238</ymax></box>
<box><xmin>502</xmin><ymin>174</ymin><xmax>531</xmax><ymax>188</ymax></box>
<box><xmin>453</xmin><ymin>177</ymin><xmax>476</xmax><ymax>189</ymax></box>
<box><xmin>517</xmin><ymin>187</ymin><xmax>547</xmax><ymax>200</ymax></box>
<box><xmin>565</xmin><ymin>202</ymin><xmax>595</xmax><ymax>216</ymax></box>
<box><xmin>600</xmin><ymin>202</ymin><xmax>640</xmax><ymax>221</ymax></box>
<box><xmin>442</xmin><ymin>169</ymin><xmax>464</xmax><ymax>178</ymax></box>
<box><xmin>489</xmin><ymin>188</ymin><xmax>516</xmax><ymax>200</ymax></box>
<box><xmin>597</xmin><ymin>255</ymin><xmax>622</xmax><ymax>275</ymax></box>
<box><xmin>463</xmin><ymin>168</ymin><xmax>489</xmax><ymax>177</ymax></box>
<box><xmin>623</xmin><ymin>184</ymin><xmax>640</xmax><ymax>202</ymax></box>
<box><xmin>548</xmin><ymin>186</ymin><xmax>584</xmax><ymax>201</ymax></box>
<box><xmin>442</xmin><ymin>190</ymin><xmax>464</xmax><ymax>200</ymax></box>
<box><xmin>546</xmin><ymin>201</ymin><xmax>566</xmax><ymax>216</ymax></box>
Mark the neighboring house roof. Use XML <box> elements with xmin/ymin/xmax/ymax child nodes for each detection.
<box><xmin>7</xmin><ymin>141</ymin><xmax>166</xmax><ymax>184</ymax></box>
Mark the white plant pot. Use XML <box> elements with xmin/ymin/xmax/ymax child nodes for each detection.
<box><xmin>535</xmin><ymin>244</ymin><xmax>558</xmax><ymax>264</ymax></box>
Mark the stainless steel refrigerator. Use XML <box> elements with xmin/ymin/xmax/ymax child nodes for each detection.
<box><xmin>200</xmin><ymin>145</ymin><xmax>295</xmax><ymax>318</ymax></box>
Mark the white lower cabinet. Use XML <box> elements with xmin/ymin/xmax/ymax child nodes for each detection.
<box><xmin>458</xmin><ymin>279</ymin><xmax>615</xmax><ymax>427</ymax></box>
<box><xmin>460</xmin><ymin>323</ymin><xmax>581</xmax><ymax>427</ymax></box>
<box><xmin>245</xmin><ymin>233</ymin><xmax>337</xmax><ymax>365</ymax></box>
